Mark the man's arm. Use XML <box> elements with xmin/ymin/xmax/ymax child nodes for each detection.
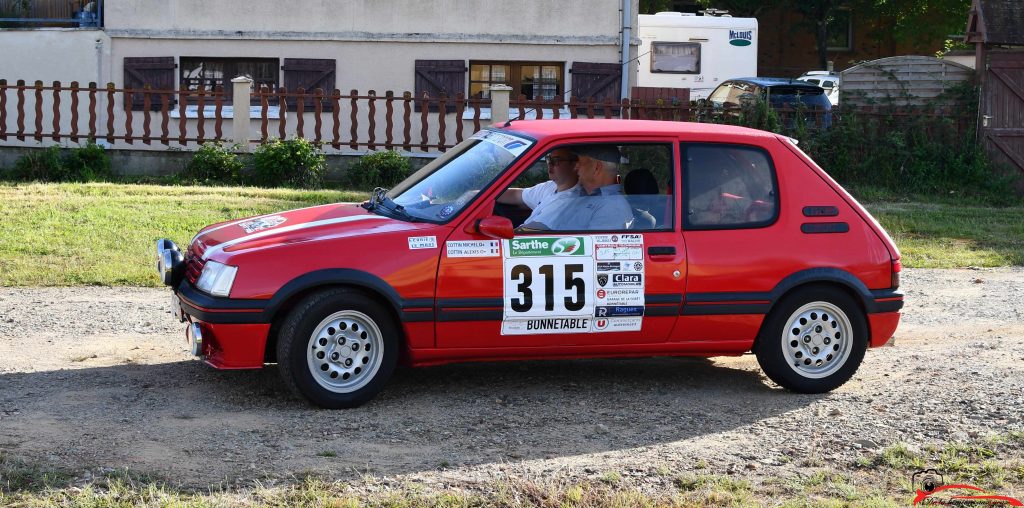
<box><xmin>497</xmin><ymin>188</ymin><xmax>525</xmax><ymax>206</ymax></box>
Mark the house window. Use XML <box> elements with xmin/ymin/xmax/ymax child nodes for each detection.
<box><xmin>180</xmin><ymin>57</ymin><xmax>279</xmax><ymax>97</ymax></box>
<box><xmin>826</xmin><ymin>9</ymin><xmax>852</xmax><ymax>51</ymax></box>
<box><xmin>469</xmin><ymin>62</ymin><xmax>563</xmax><ymax>100</ymax></box>
<box><xmin>651</xmin><ymin>42</ymin><xmax>701</xmax><ymax>74</ymax></box>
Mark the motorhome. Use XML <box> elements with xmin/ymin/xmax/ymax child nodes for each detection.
<box><xmin>637</xmin><ymin>12</ymin><xmax>758</xmax><ymax>100</ymax></box>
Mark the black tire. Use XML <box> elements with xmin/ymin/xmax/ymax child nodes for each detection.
<box><xmin>754</xmin><ymin>286</ymin><xmax>867</xmax><ymax>393</ymax></box>
<box><xmin>276</xmin><ymin>288</ymin><xmax>399</xmax><ymax>408</ymax></box>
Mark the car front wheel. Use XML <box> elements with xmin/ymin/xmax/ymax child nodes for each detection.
<box><xmin>754</xmin><ymin>287</ymin><xmax>867</xmax><ymax>393</ymax></box>
<box><xmin>276</xmin><ymin>288</ymin><xmax>398</xmax><ymax>408</ymax></box>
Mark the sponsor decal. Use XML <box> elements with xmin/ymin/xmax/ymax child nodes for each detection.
<box><xmin>596</xmin><ymin>262</ymin><xmax>621</xmax><ymax>272</ymax></box>
<box><xmin>502</xmin><ymin>317</ymin><xmax>591</xmax><ymax>335</ymax></box>
<box><xmin>447</xmin><ymin>240</ymin><xmax>500</xmax><ymax>258</ymax></box>
<box><xmin>508</xmin><ymin>237</ymin><xmax>587</xmax><ymax>257</ymax></box>
<box><xmin>611</xmin><ymin>273</ymin><xmax>643</xmax><ymax>287</ymax></box>
<box><xmin>594</xmin><ymin>318</ymin><xmax>608</xmax><ymax>330</ymax></box>
<box><xmin>597</xmin><ymin>289</ymin><xmax>607</xmax><ymax>299</ymax></box>
<box><xmin>408</xmin><ymin>236</ymin><xmax>438</xmax><ymax>249</ymax></box>
<box><xmin>239</xmin><ymin>215</ymin><xmax>286</xmax><ymax>234</ymax></box>
<box><xmin>438</xmin><ymin>204</ymin><xmax>456</xmax><ymax>218</ymax></box>
<box><xmin>911</xmin><ymin>468</ymin><xmax>1023</xmax><ymax>505</ymax></box>
<box><xmin>594</xmin><ymin>316</ymin><xmax>642</xmax><ymax>332</ymax></box>
<box><xmin>595</xmin><ymin>306</ymin><xmax>644</xmax><ymax>317</ymax></box>
<box><xmin>596</xmin><ymin>246</ymin><xmax>643</xmax><ymax>260</ymax></box>
<box><xmin>597</xmin><ymin>274</ymin><xmax>609</xmax><ymax>287</ymax></box>
<box><xmin>632</xmin><ymin>261</ymin><xmax>644</xmax><ymax>271</ymax></box>
<box><xmin>471</xmin><ymin>130</ymin><xmax>532</xmax><ymax>156</ymax></box>
<box><xmin>729</xmin><ymin>29</ymin><xmax>753</xmax><ymax>46</ymax></box>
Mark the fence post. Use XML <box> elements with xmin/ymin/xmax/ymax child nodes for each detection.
<box><xmin>489</xmin><ymin>84</ymin><xmax>512</xmax><ymax>126</ymax></box>
<box><xmin>231</xmin><ymin>76</ymin><xmax>253</xmax><ymax>151</ymax></box>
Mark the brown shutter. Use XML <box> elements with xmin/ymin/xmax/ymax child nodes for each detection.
<box><xmin>282</xmin><ymin>58</ymin><xmax>337</xmax><ymax>111</ymax></box>
<box><xmin>570</xmin><ymin>61</ymin><xmax>622</xmax><ymax>102</ymax></box>
<box><xmin>414</xmin><ymin>59</ymin><xmax>466</xmax><ymax>112</ymax></box>
<box><xmin>123</xmin><ymin>57</ymin><xmax>175</xmax><ymax>111</ymax></box>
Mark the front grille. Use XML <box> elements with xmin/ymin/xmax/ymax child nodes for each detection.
<box><xmin>185</xmin><ymin>240</ymin><xmax>208</xmax><ymax>285</ymax></box>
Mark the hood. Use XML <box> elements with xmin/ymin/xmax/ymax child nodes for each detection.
<box><xmin>190</xmin><ymin>203</ymin><xmax>403</xmax><ymax>261</ymax></box>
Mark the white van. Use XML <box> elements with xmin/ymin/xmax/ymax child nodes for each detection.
<box><xmin>797</xmin><ymin>71</ymin><xmax>841</xmax><ymax>105</ymax></box>
<box><xmin>637</xmin><ymin>12</ymin><xmax>758</xmax><ymax>101</ymax></box>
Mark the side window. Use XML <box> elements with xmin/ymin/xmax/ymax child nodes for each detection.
<box><xmin>651</xmin><ymin>42</ymin><xmax>701</xmax><ymax>74</ymax></box>
<box><xmin>498</xmin><ymin>143</ymin><xmax>674</xmax><ymax>233</ymax></box>
<box><xmin>683</xmin><ymin>144</ymin><xmax>778</xmax><ymax>230</ymax></box>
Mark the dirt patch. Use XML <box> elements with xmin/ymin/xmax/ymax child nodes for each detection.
<box><xmin>1</xmin><ymin>268</ymin><xmax>1023</xmax><ymax>492</ymax></box>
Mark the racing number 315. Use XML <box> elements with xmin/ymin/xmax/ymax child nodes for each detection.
<box><xmin>510</xmin><ymin>263</ymin><xmax>586</xmax><ymax>313</ymax></box>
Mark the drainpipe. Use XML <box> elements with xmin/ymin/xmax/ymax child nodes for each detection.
<box><xmin>620</xmin><ymin>0</ymin><xmax>631</xmax><ymax>102</ymax></box>
<box><xmin>95</xmin><ymin>37</ymin><xmax>103</xmax><ymax>85</ymax></box>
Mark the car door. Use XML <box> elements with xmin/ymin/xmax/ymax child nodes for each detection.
<box><xmin>434</xmin><ymin>138</ymin><xmax>685</xmax><ymax>349</ymax></box>
<box><xmin>672</xmin><ymin>140</ymin><xmax>783</xmax><ymax>343</ymax></box>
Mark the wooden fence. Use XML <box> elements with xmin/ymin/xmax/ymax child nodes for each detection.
<box><xmin>0</xmin><ymin>79</ymin><xmax>975</xmax><ymax>153</ymax></box>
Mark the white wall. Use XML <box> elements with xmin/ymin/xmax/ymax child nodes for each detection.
<box><xmin>0</xmin><ymin>29</ymin><xmax>110</xmax><ymax>84</ymax></box>
<box><xmin>106</xmin><ymin>0</ymin><xmax>622</xmax><ymax>41</ymax></box>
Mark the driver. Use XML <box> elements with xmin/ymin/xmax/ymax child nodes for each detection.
<box><xmin>498</xmin><ymin>148</ymin><xmax>580</xmax><ymax>228</ymax></box>
<box><xmin>542</xmin><ymin>145</ymin><xmax>632</xmax><ymax>231</ymax></box>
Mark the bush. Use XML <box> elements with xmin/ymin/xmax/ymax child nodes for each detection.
<box><xmin>182</xmin><ymin>142</ymin><xmax>243</xmax><ymax>185</ymax></box>
<box><xmin>249</xmin><ymin>138</ymin><xmax>326</xmax><ymax>189</ymax></box>
<box><xmin>9</xmin><ymin>141</ymin><xmax>111</xmax><ymax>182</ymax></box>
<box><xmin>345</xmin><ymin>150</ymin><xmax>412</xmax><ymax>189</ymax></box>
<box><xmin>704</xmin><ymin>89</ymin><xmax>1020</xmax><ymax>203</ymax></box>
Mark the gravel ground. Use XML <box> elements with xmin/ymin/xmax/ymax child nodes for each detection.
<box><xmin>1</xmin><ymin>267</ymin><xmax>1022</xmax><ymax>494</ymax></box>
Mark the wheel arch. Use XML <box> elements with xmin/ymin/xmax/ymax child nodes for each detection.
<box><xmin>262</xmin><ymin>269</ymin><xmax>409</xmax><ymax>363</ymax></box>
<box><xmin>755</xmin><ymin>268</ymin><xmax>874</xmax><ymax>347</ymax></box>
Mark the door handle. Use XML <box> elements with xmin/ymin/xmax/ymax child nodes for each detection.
<box><xmin>648</xmin><ymin>246</ymin><xmax>676</xmax><ymax>256</ymax></box>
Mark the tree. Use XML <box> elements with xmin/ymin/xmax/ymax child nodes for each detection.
<box><xmin>639</xmin><ymin>0</ymin><xmax>673</xmax><ymax>14</ymax></box>
<box><xmin>699</xmin><ymin>0</ymin><xmax>972</xmax><ymax>70</ymax></box>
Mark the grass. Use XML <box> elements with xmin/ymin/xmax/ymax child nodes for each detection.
<box><xmin>0</xmin><ymin>182</ymin><xmax>368</xmax><ymax>286</ymax></box>
<box><xmin>865</xmin><ymin>201</ymin><xmax>1024</xmax><ymax>268</ymax></box>
<box><xmin>0</xmin><ymin>182</ymin><xmax>1021</xmax><ymax>286</ymax></box>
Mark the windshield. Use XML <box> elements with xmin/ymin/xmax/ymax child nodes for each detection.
<box><xmin>385</xmin><ymin>129</ymin><xmax>534</xmax><ymax>222</ymax></box>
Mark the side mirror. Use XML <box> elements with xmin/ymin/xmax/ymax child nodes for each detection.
<box><xmin>476</xmin><ymin>216</ymin><xmax>514</xmax><ymax>240</ymax></box>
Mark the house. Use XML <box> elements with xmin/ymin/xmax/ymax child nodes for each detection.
<box><xmin>0</xmin><ymin>0</ymin><xmax>640</xmax><ymax>153</ymax></box>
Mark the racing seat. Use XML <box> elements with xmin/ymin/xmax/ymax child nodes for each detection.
<box><xmin>623</xmin><ymin>168</ymin><xmax>661</xmax><ymax>230</ymax></box>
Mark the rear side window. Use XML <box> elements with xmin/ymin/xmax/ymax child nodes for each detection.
<box><xmin>683</xmin><ymin>144</ymin><xmax>778</xmax><ymax>229</ymax></box>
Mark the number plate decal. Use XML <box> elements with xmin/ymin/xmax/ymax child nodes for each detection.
<box><xmin>501</xmin><ymin>235</ymin><xmax>645</xmax><ymax>335</ymax></box>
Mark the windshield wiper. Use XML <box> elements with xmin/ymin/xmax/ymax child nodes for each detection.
<box><xmin>363</xmin><ymin>187</ymin><xmax>418</xmax><ymax>222</ymax></box>
<box><xmin>361</xmin><ymin>187</ymin><xmax>388</xmax><ymax>211</ymax></box>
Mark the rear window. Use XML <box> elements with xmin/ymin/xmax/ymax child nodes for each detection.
<box><xmin>767</xmin><ymin>87</ymin><xmax>829</xmax><ymax>109</ymax></box>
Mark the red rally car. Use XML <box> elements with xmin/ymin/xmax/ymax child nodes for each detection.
<box><xmin>156</xmin><ymin>120</ymin><xmax>903</xmax><ymax>409</ymax></box>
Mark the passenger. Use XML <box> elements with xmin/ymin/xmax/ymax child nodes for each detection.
<box><xmin>499</xmin><ymin>148</ymin><xmax>580</xmax><ymax>228</ymax></box>
<box><xmin>542</xmin><ymin>145</ymin><xmax>633</xmax><ymax>231</ymax></box>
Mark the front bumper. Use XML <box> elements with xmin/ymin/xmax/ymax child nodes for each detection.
<box><xmin>170</xmin><ymin>285</ymin><xmax>272</xmax><ymax>369</ymax></box>
<box><xmin>159</xmin><ymin>239</ymin><xmax>270</xmax><ymax>369</ymax></box>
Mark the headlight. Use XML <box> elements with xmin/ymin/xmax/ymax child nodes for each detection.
<box><xmin>195</xmin><ymin>261</ymin><xmax>238</xmax><ymax>297</ymax></box>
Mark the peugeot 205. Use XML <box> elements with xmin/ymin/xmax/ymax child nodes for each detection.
<box><xmin>156</xmin><ymin>120</ymin><xmax>903</xmax><ymax>408</ymax></box>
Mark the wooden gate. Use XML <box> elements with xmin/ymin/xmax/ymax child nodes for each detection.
<box><xmin>982</xmin><ymin>51</ymin><xmax>1024</xmax><ymax>176</ymax></box>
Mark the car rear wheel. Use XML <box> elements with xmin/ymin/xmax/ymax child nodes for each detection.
<box><xmin>276</xmin><ymin>288</ymin><xmax>398</xmax><ymax>408</ymax></box>
<box><xmin>754</xmin><ymin>287</ymin><xmax>867</xmax><ymax>393</ymax></box>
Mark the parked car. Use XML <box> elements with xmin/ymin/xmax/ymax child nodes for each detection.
<box><xmin>704</xmin><ymin>77</ymin><xmax>833</xmax><ymax>128</ymax></box>
<box><xmin>156</xmin><ymin>119</ymin><xmax>903</xmax><ymax>408</ymax></box>
<box><xmin>796</xmin><ymin>71</ymin><xmax>841</xmax><ymax>105</ymax></box>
